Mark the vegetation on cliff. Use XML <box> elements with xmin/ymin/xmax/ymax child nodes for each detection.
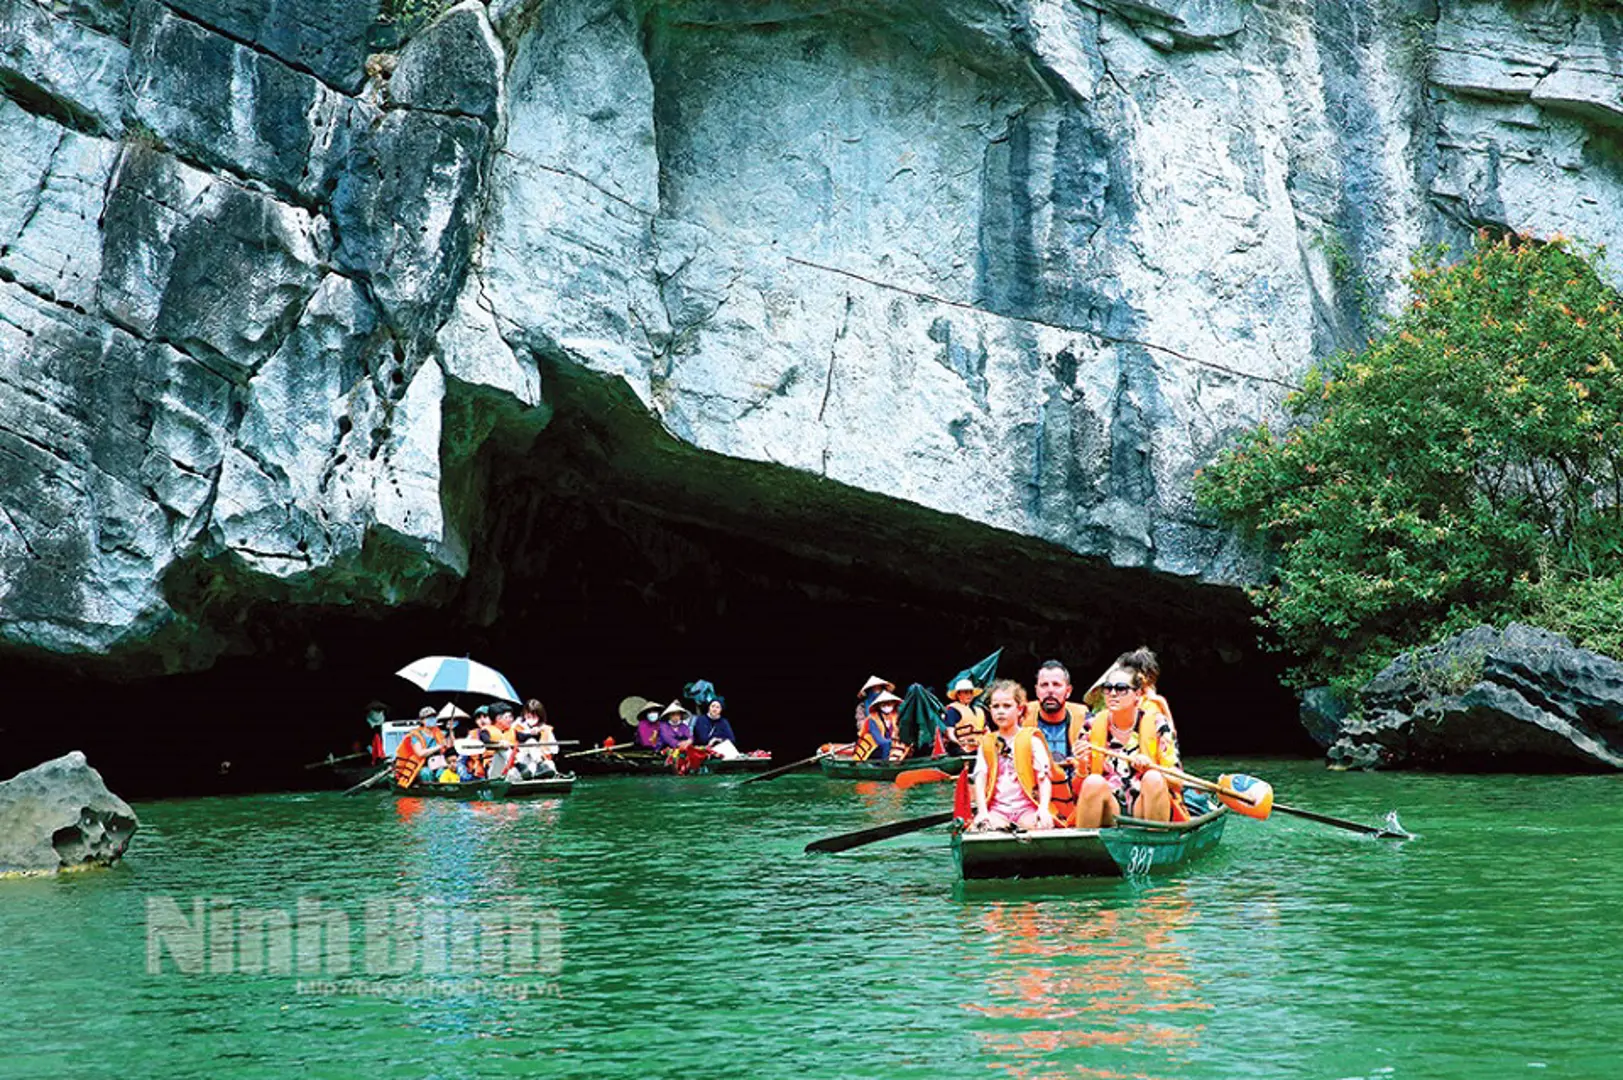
<box><xmin>1197</xmin><ymin>233</ymin><xmax>1623</xmax><ymax>696</ymax></box>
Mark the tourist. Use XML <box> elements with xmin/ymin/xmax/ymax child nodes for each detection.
<box><xmin>942</xmin><ymin>677</ymin><xmax>987</xmax><ymax>756</ymax></box>
<box><xmin>514</xmin><ymin>699</ymin><xmax>559</xmax><ymax>779</ymax></box>
<box><xmin>970</xmin><ymin>680</ymin><xmax>1054</xmax><ymax>831</ymax></box>
<box><xmin>654</xmin><ymin>701</ymin><xmax>694</xmax><ymax>752</ymax></box>
<box><xmin>635</xmin><ymin>703</ymin><xmax>663</xmax><ymax>750</ymax></box>
<box><xmin>393</xmin><ymin>707</ymin><xmax>451</xmax><ymax>788</ymax></box>
<box><xmin>1073</xmin><ymin>663</ymin><xmax>1184</xmax><ymax>826</ymax></box>
<box><xmin>1019</xmin><ymin>660</ymin><xmax>1090</xmax><ymax>826</ymax></box>
<box><xmin>853</xmin><ymin>690</ymin><xmax>908</xmax><ymax>762</ymax></box>
<box><xmin>693</xmin><ymin>698</ymin><xmax>740</xmax><ymax>759</ymax></box>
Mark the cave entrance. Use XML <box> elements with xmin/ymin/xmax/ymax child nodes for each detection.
<box><xmin>0</xmin><ymin>365</ymin><xmax>1311</xmax><ymax>798</ymax></box>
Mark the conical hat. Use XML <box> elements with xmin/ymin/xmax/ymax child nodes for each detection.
<box><xmin>437</xmin><ymin>702</ymin><xmax>469</xmax><ymax>720</ymax></box>
<box><xmin>618</xmin><ymin>695</ymin><xmax>652</xmax><ymax>726</ymax></box>
<box><xmin>859</xmin><ymin>675</ymin><xmax>894</xmax><ymax>695</ymax></box>
<box><xmin>660</xmin><ymin>701</ymin><xmax>691</xmax><ymax>719</ymax></box>
<box><xmin>867</xmin><ymin>690</ymin><xmax>903</xmax><ymax>711</ymax></box>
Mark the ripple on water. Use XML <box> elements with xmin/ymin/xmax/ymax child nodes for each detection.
<box><xmin>4</xmin><ymin>765</ymin><xmax>1621</xmax><ymax>1078</ymax></box>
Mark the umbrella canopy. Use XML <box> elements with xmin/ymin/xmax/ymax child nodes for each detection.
<box><xmin>946</xmin><ymin>648</ymin><xmax>1002</xmax><ymax>698</ymax></box>
<box><xmin>396</xmin><ymin>656</ymin><xmax>519</xmax><ymax>701</ymax></box>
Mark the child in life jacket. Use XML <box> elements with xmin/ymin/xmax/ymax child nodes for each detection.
<box><xmin>969</xmin><ymin>679</ymin><xmax>1056</xmax><ymax>832</ymax></box>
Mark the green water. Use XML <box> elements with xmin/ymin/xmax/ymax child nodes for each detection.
<box><xmin>5</xmin><ymin>761</ymin><xmax>1621</xmax><ymax>1079</ymax></box>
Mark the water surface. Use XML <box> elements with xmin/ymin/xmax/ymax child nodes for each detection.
<box><xmin>5</xmin><ymin>761</ymin><xmax>1618</xmax><ymax>1078</ymax></box>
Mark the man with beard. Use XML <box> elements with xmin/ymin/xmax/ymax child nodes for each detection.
<box><xmin>1019</xmin><ymin>659</ymin><xmax>1089</xmax><ymax>826</ymax></box>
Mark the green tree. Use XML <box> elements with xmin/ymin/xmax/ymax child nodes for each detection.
<box><xmin>1196</xmin><ymin>232</ymin><xmax>1623</xmax><ymax>693</ymax></box>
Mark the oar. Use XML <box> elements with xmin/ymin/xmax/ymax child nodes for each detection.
<box><xmin>805</xmin><ymin>811</ymin><xmax>956</xmax><ymax>854</ymax></box>
<box><xmin>561</xmin><ymin>743</ymin><xmax>639</xmax><ymax>760</ymax></box>
<box><xmin>305</xmin><ymin>750</ymin><xmax>371</xmax><ymax>769</ymax></box>
<box><xmin>1090</xmin><ymin>746</ymin><xmax>1411</xmax><ymax>839</ymax></box>
<box><xmin>740</xmin><ymin>744</ymin><xmax>852</xmax><ymax>785</ymax></box>
<box><xmin>894</xmin><ymin>767</ymin><xmax>955</xmax><ymax>790</ymax></box>
<box><xmin>343</xmin><ymin>764</ymin><xmax>394</xmax><ymax>795</ymax></box>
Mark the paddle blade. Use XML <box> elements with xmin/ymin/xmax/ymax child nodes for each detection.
<box><xmin>895</xmin><ymin>767</ymin><xmax>953</xmax><ymax>790</ymax></box>
<box><xmin>1217</xmin><ymin>773</ymin><xmax>1274</xmax><ymax>819</ymax></box>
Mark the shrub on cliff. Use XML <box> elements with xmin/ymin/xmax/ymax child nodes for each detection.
<box><xmin>1196</xmin><ymin>233</ymin><xmax>1623</xmax><ymax>694</ymax></box>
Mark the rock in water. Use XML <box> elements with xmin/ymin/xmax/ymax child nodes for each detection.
<box><xmin>0</xmin><ymin>752</ymin><xmax>138</xmax><ymax>875</ymax></box>
<box><xmin>1330</xmin><ymin>624</ymin><xmax>1623</xmax><ymax>770</ymax></box>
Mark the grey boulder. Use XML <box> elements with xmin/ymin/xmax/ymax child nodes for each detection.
<box><xmin>0</xmin><ymin>752</ymin><xmax>138</xmax><ymax>876</ymax></box>
<box><xmin>1331</xmin><ymin>624</ymin><xmax>1623</xmax><ymax>770</ymax></box>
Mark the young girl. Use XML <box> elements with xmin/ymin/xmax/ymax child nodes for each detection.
<box><xmin>970</xmin><ymin>680</ymin><xmax>1055</xmax><ymax>831</ymax></box>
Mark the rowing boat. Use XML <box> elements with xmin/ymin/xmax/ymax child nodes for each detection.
<box><xmin>699</xmin><ymin>754</ymin><xmax>774</xmax><ymax>774</ymax></box>
<box><xmin>818</xmin><ymin>753</ymin><xmax>968</xmax><ymax>780</ymax></box>
<box><xmin>952</xmin><ymin>807</ymin><xmax>1228</xmax><ymax>879</ymax></box>
<box><xmin>391</xmin><ymin>773</ymin><xmax>577</xmax><ymax>800</ymax></box>
<box><xmin>570</xmin><ymin>750</ymin><xmax>670</xmax><ymax>776</ymax></box>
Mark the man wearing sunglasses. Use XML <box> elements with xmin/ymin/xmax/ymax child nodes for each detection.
<box><xmin>1020</xmin><ymin>660</ymin><xmax>1090</xmax><ymax>826</ymax></box>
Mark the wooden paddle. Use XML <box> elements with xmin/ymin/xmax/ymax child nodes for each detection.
<box><xmin>561</xmin><ymin>743</ymin><xmax>642</xmax><ymax>760</ymax></box>
<box><xmin>894</xmin><ymin>767</ymin><xmax>955</xmax><ymax>790</ymax></box>
<box><xmin>1089</xmin><ymin>746</ymin><xmax>1411</xmax><ymax>839</ymax></box>
<box><xmin>805</xmin><ymin>811</ymin><xmax>956</xmax><ymax>854</ymax></box>
<box><xmin>740</xmin><ymin>744</ymin><xmax>852</xmax><ymax>785</ymax></box>
<box><xmin>304</xmin><ymin>750</ymin><xmax>371</xmax><ymax>769</ymax></box>
<box><xmin>343</xmin><ymin>764</ymin><xmax>394</xmax><ymax>795</ymax></box>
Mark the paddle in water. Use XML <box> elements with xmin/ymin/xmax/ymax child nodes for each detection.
<box><xmin>1089</xmin><ymin>745</ymin><xmax>1412</xmax><ymax>840</ymax></box>
<box><xmin>805</xmin><ymin>811</ymin><xmax>956</xmax><ymax>854</ymax></box>
<box><xmin>740</xmin><ymin>744</ymin><xmax>852</xmax><ymax>785</ymax></box>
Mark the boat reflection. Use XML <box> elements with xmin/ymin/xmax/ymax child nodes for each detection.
<box><xmin>959</xmin><ymin>886</ymin><xmax>1208</xmax><ymax>1078</ymax></box>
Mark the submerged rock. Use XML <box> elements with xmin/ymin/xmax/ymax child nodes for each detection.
<box><xmin>1330</xmin><ymin>625</ymin><xmax>1623</xmax><ymax>771</ymax></box>
<box><xmin>0</xmin><ymin>752</ymin><xmax>139</xmax><ymax>875</ymax></box>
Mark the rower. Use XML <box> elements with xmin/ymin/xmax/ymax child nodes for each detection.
<box><xmin>969</xmin><ymin>679</ymin><xmax>1054</xmax><ymax>831</ymax></box>
<box><xmin>1073</xmin><ymin>663</ymin><xmax>1185</xmax><ymax>826</ymax></box>
<box><xmin>942</xmin><ymin>678</ymin><xmax>988</xmax><ymax>756</ymax></box>
<box><xmin>654</xmin><ymin>702</ymin><xmax>694</xmax><ymax>752</ymax></box>
<box><xmin>634</xmin><ymin>703</ymin><xmax>663</xmax><ymax>750</ymax></box>
<box><xmin>393</xmin><ymin>707</ymin><xmax>451</xmax><ymax>788</ymax></box>
<box><xmin>854</xmin><ymin>675</ymin><xmax>895</xmax><ymax>735</ymax></box>
<box><xmin>852</xmin><ymin>690</ymin><xmax>908</xmax><ymax>762</ymax></box>
<box><xmin>1019</xmin><ymin>660</ymin><xmax>1089</xmax><ymax>826</ymax></box>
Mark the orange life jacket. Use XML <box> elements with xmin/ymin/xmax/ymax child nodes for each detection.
<box><xmin>393</xmin><ymin>725</ymin><xmax>447</xmax><ymax>787</ymax></box>
<box><xmin>976</xmin><ymin>727</ymin><xmax>1044</xmax><ymax>808</ymax></box>
<box><xmin>947</xmin><ymin>702</ymin><xmax>988</xmax><ymax>753</ymax></box>
<box><xmin>1080</xmin><ymin>703</ymin><xmax>1186</xmax><ymax>819</ymax></box>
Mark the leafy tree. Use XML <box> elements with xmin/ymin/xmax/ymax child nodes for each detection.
<box><xmin>1196</xmin><ymin>233</ymin><xmax>1623</xmax><ymax>694</ymax></box>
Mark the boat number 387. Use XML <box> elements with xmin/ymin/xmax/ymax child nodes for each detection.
<box><xmin>1126</xmin><ymin>846</ymin><xmax>1155</xmax><ymax>875</ymax></box>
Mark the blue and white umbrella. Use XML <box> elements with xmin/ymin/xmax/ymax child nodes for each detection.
<box><xmin>395</xmin><ymin>656</ymin><xmax>519</xmax><ymax>701</ymax></box>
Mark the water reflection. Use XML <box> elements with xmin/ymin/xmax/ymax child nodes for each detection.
<box><xmin>960</xmin><ymin>885</ymin><xmax>1208</xmax><ymax>1077</ymax></box>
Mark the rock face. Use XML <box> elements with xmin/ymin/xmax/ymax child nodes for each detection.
<box><xmin>1330</xmin><ymin>624</ymin><xmax>1623</xmax><ymax>770</ymax></box>
<box><xmin>0</xmin><ymin>752</ymin><xmax>139</xmax><ymax>874</ymax></box>
<box><xmin>3</xmin><ymin>0</ymin><xmax>1623</xmax><ymax>674</ymax></box>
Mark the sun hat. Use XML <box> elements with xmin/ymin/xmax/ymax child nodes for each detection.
<box><xmin>859</xmin><ymin>675</ymin><xmax>895</xmax><ymax>695</ymax></box>
<box><xmin>418</xmin><ymin>706</ymin><xmax>436</xmax><ymax>719</ymax></box>
<box><xmin>950</xmin><ymin>678</ymin><xmax>980</xmax><ymax>698</ymax></box>
<box><xmin>868</xmin><ymin>690</ymin><xmax>904</xmax><ymax>711</ymax></box>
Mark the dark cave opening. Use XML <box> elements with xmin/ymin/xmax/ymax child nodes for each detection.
<box><xmin>0</xmin><ymin>366</ymin><xmax>1315</xmax><ymax>798</ymax></box>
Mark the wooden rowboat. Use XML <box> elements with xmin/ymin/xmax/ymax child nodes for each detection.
<box><xmin>819</xmin><ymin>753</ymin><xmax>968</xmax><ymax>780</ymax></box>
<box><xmin>699</xmin><ymin>754</ymin><xmax>774</xmax><ymax>774</ymax></box>
<box><xmin>392</xmin><ymin>773</ymin><xmax>577</xmax><ymax>800</ymax></box>
<box><xmin>953</xmin><ymin>807</ymin><xmax>1228</xmax><ymax>879</ymax></box>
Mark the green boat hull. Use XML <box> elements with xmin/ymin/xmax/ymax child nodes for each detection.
<box><xmin>953</xmin><ymin>808</ymin><xmax>1228</xmax><ymax>880</ymax></box>
<box><xmin>818</xmin><ymin>754</ymin><xmax>968</xmax><ymax>780</ymax></box>
<box><xmin>392</xmin><ymin>773</ymin><xmax>577</xmax><ymax>800</ymax></box>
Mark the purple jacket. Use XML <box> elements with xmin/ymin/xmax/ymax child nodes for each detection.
<box><xmin>655</xmin><ymin>719</ymin><xmax>691</xmax><ymax>751</ymax></box>
<box><xmin>636</xmin><ymin>718</ymin><xmax>659</xmax><ymax>749</ymax></box>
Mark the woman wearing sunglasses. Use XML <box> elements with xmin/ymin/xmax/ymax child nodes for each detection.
<box><xmin>1072</xmin><ymin>665</ymin><xmax>1183</xmax><ymax>826</ymax></box>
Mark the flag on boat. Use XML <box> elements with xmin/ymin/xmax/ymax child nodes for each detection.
<box><xmin>395</xmin><ymin>656</ymin><xmax>519</xmax><ymax>701</ymax></box>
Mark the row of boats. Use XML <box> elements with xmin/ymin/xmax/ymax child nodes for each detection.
<box><xmin>339</xmin><ymin>655</ymin><xmax>1236</xmax><ymax>883</ymax></box>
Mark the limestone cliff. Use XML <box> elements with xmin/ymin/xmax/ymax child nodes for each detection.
<box><xmin>2</xmin><ymin>0</ymin><xmax>1621</xmax><ymax>671</ymax></box>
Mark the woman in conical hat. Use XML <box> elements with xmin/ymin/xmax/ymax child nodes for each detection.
<box><xmin>855</xmin><ymin>675</ymin><xmax>896</xmax><ymax>730</ymax></box>
<box><xmin>853</xmin><ymin>690</ymin><xmax>906</xmax><ymax>762</ymax></box>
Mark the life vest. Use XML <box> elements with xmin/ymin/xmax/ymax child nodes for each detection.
<box><xmin>1019</xmin><ymin>702</ymin><xmax>1088</xmax><ymax>826</ymax></box>
<box><xmin>947</xmin><ymin>702</ymin><xmax>987</xmax><ymax>753</ymax></box>
<box><xmin>852</xmin><ymin>714</ymin><xmax>895</xmax><ymax>762</ymax></box>
<box><xmin>393</xmin><ymin>725</ymin><xmax>447</xmax><ymax>788</ymax></box>
<box><xmin>1081</xmin><ymin>704</ymin><xmax>1187</xmax><ymax>820</ymax></box>
<box><xmin>976</xmin><ymin>728</ymin><xmax>1044</xmax><ymax>809</ymax></box>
